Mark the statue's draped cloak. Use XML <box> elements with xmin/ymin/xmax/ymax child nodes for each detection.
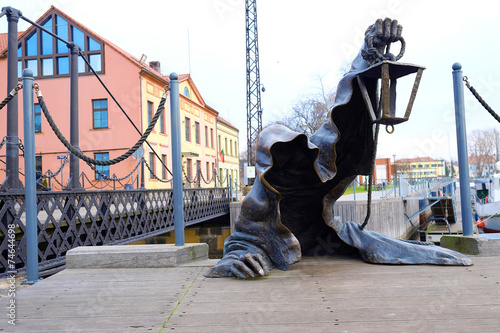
<box><xmin>206</xmin><ymin>55</ymin><xmax>471</xmax><ymax>278</ymax></box>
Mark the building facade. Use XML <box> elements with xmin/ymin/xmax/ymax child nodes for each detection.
<box><xmin>216</xmin><ymin>116</ymin><xmax>239</xmax><ymax>189</ymax></box>
<box><xmin>395</xmin><ymin>157</ymin><xmax>446</xmax><ymax>179</ymax></box>
<box><xmin>0</xmin><ymin>6</ymin><xmax>230</xmax><ymax>190</ymax></box>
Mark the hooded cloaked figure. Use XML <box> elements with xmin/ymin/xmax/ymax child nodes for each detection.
<box><xmin>206</xmin><ymin>19</ymin><xmax>471</xmax><ymax>279</ymax></box>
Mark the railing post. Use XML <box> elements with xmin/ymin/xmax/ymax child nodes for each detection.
<box><xmin>22</xmin><ymin>68</ymin><xmax>39</xmax><ymax>283</ymax></box>
<box><xmin>140</xmin><ymin>158</ymin><xmax>145</xmax><ymax>189</ymax></box>
<box><xmin>2</xmin><ymin>7</ymin><xmax>23</xmax><ymax>190</ymax></box>
<box><xmin>353</xmin><ymin>179</ymin><xmax>356</xmax><ymax>201</ymax></box>
<box><xmin>170</xmin><ymin>73</ymin><xmax>185</xmax><ymax>246</ymax></box>
<box><xmin>229</xmin><ymin>175</ymin><xmax>233</xmax><ymax>202</ymax></box>
<box><xmin>67</xmin><ymin>43</ymin><xmax>82</xmax><ymax>189</ymax></box>
<box><xmin>452</xmin><ymin>63</ymin><xmax>473</xmax><ymax>236</ymax></box>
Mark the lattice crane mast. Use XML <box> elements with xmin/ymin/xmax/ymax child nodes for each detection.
<box><xmin>245</xmin><ymin>0</ymin><xmax>262</xmax><ymax>169</ymax></box>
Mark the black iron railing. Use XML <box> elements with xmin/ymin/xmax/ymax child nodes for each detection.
<box><xmin>0</xmin><ymin>187</ymin><xmax>229</xmax><ymax>277</ymax></box>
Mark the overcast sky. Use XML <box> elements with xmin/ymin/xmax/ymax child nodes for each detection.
<box><xmin>3</xmin><ymin>0</ymin><xmax>500</xmax><ymax>162</ymax></box>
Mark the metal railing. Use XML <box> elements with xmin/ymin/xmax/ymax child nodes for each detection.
<box><xmin>0</xmin><ymin>187</ymin><xmax>230</xmax><ymax>278</ymax></box>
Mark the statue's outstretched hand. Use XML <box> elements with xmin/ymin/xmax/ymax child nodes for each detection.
<box><xmin>230</xmin><ymin>253</ymin><xmax>270</xmax><ymax>279</ymax></box>
<box><xmin>205</xmin><ymin>252</ymin><xmax>271</xmax><ymax>279</ymax></box>
<box><xmin>363</xmin><ymin>18</ymin><xmax>404</xmax><ymax>64</ymax></box>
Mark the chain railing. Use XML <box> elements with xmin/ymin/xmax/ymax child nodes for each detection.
<box><xmin>463</xmin><ymin>76</ymin><xmax>500</xmax><ymax>124</ymax></box>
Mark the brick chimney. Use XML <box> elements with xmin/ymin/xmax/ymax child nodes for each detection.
<box><xmin>149</xmin><ymin>61</ymin><xmax>161</xmax><ymax>73</ymax></box>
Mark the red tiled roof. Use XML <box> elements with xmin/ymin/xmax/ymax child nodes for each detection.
<box><xmin>469</xmin><ymin>155</ymin><xmax>495</xmax><ymax>164</ymax></box>
<box><xmin>0</xmin><ymin>6</ymin><xmax>177</xmax><ymax>85</ymax></box>
<box><xmin>396</xmin><ymin>157</ymin><xmax>436</xmax><ymax>163</ymax></box>
<box><xmin>217</xmin><ymin>115</ymin><xmax>239</xmax><ymax>131</ymax></box>
<box><xmin>0</xmin><ymin>32</ymin><xmax>24</xmax><ymax>56</ymax></box>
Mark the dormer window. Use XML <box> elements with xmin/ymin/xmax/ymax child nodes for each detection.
<box><xmin>17</xmin><ymin>11</ymin><xmax>104</xmax><ymax>78</ymax></box>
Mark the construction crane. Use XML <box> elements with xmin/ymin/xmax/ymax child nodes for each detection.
<box><xmin>245</xmin><ymin>0</ymin><xmax>262</xmax><ymax>170</ymax></box>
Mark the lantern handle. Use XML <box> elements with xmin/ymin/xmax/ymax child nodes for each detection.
<box><xmin>366</xmin><ymin>35</ymin><xmax>406</xmax><ymax>63</ymax></box>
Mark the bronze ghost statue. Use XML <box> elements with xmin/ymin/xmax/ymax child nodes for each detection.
<box><xmin>206</xmin><ymin>19</ymin><xmax>472</xmax><ymax>279</ymax></box>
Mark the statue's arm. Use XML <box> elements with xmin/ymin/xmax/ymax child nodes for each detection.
<box><xmin>350</xmin><ymin>18</ymin><xmax>403</xmax><ymax>71</ymax></box>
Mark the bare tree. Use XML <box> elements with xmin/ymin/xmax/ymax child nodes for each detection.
<box><xmin>268</xmin><ymin>77</ymin><xmax>335</xmax><ymax>136</ymax></box>
<box><xmin>468</xmin><ymin>129</ymin><xmax>497</xmax><ymax>177</ymax></box>
<box><xmin>395</xmin><ymin>159</ymin><xmax>413</xmax><ymax>180</ymax></box>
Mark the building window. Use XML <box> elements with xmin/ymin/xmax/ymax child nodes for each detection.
<box><xmin>147</xmin><ymin>101</ymin><xmax>154</xmax><ymax>126</ymax></box>
<box><xmin>185</xmin><ymin>117</ymin><xmax>191</xmax><ymax>141</ymax></box>
<box><xmin>34</xmin><ymin>104</ymin><xmax>42</xmax><ymax>133</ymax></box>
<box><xmin>92</xmin><ymin>99</ymin><xmax>108</xmax><ymax>129</ymax></box>
<box><xmin>35</xmin><ymin>155</ymin><xmax>43</xmax><ymax>180</ymax></box>
<box><xmin>186</xmin><ymin>158</ymin><xmax>192</xmax><ymax>180</ymax></box>
<box><xmin>26</xmin><ymin>59</ymin><xmax>38</xmax><ymax>76</ymax></box>
<box><xmin>41</xmin><ymin>18</ymin><xmax>53</xmax><ymax>55</ymax></box>
<box><xmin>230</xmin><ymin>140</ymin><xmax>233</xmax><ymax>156</ymax></box>
<box><xmin>95</xmin><ymin>152</ymin><xmax>109</xmax><ymax>179</ymax></box>
<box><xmin>206</xmin><ymin>162</ymin><xmax>210</xmax><ymax>180</ymax></box>
<box><xmin>16</xmin><ymin>11</ymin><xmax>104</xmax><ymax>79</ymax></box>
<box><xmin>234</xmin><ymin>141</ymin><xmax>238</xmax><ymax>156</ymax></box>
<box><xmin>184</xmin><ymin>87</ymin><xmax>190</xmax><ymax>98</ymax></box>
<box><xmin>41</xmin><ymin>58</ymin><xmax>54</xmax><ymax>76</ymax></box>
<box><xmin>160</xmin><ymin>108</ymin><xmax>166</xmax><ymax>134</ymax></box>
<box><xmin>57</xmin><ymin>56</ymin><xmax>69</xmax><ymax>75</ymax></box>
<box><xmin>149</xmin><ymin>152</ymin><xmax>155</xmax><ymax>179</ymax></box>
<box><xmin>26</xmin><ymin>31</ymin><xmax>38</xmax><ymax>57</ymax></box>
<box><xmin>195</xmin><ymin>121</ymin><xmax>200</xmax><ymax>144</ymax></box>
<box><xmin>205</xmin><ymin>126</ymin><xmax>209</xmax><ymax>147</ymax></box>
<box><xmin>225</xmin><ymin>138</ymin><xmax>228</xmax><ymax>154</ymax></box>
<box><xmin>161</xmin><ymin>154</ymin><xmax>167</xmax><ymax>179</ymax></box>
<box><xmin>210</xmin><ymin>128</ymin><xmax>214</xmax><ymax>148</ymax></box>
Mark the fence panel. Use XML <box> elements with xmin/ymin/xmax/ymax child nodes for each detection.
<box><xmin>0</xmin><ymin>187</ymin><xmax>229</xmax><ymax>277</ymax></box>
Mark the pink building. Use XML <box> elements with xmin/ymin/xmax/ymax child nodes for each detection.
<box><xmin>0</xmin><ymin>6</ymin><xmax>221</xmax><ymax>190</ymax></box>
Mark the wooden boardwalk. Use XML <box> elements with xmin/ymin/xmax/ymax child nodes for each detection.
<box><xmin>1</xmin><ymin>255</ymin><xmax>499</xmax><ymax>332</ymax></box>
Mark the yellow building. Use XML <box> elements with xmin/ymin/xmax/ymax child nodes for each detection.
<box><xmin>140</xmin><ymin>64</ymin><xmax>171</xmax><ymax>189</ymax></box>
<box><xmin>395</xmin><ymin>157</ymin><xmax>446</xmax><ymax>179</ymax></box>
<box><xmin>179</xmin><ymin>76</ymin><xmax>218</xmax><ymax>188</ymax></box>
<box><xmin>216</xmin><ymin>116</ymin><xmax>240</xmax><ymax>189</ymax></box>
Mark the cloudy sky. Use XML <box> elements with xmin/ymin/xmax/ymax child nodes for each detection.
<box><xmin>3</xmin><ymin>0</ymin><xmax>500</xmax><ymax>162</ymax></box>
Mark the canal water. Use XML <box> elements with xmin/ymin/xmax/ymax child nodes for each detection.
<box><xmin>130</xmin><ymin>215</ymin><xmax>231</xmax><ymax>259</ymax></box>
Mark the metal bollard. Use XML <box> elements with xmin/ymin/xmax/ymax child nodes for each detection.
<box><xmin>452</xmin><ymin>63</ymin><xmax>473</xmax><ymax>236</ymax></box>
<box><xmin>170</xmin><ymin>73</ymin><xmax>185</xmax><ymax>246</ymax></box>
<box><xmin>22</xmin><ymin>68</ymin><xmax>39</xmax><ymax>283</ymax></box>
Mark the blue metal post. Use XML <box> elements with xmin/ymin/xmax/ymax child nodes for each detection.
<box><xmin>67</xmin><ymin>43</ymin><xmax>81</xmax><ymax>189</ymax></box>
<box><xmin>452</xmin><ymin>63</ymin><xmax>473</xmax><ymax>236</ymax></box>
<box><xmin>22</xmin><ymin>69</ymin><xmax>39</xmax><ymax>283</ymax></box>
<box><xmin>2</xmin><ymin>7</ymin><xmax>23</xmax><ymax>190</ymax></box>
<box><xmin>170</xmin><ymin>73</ymin><xmax>185</xmax><ymax>246</ymax></box>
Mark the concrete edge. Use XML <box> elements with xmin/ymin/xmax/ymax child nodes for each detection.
<box><xmin>66</xmin><ymin>243</ymin><xmax>209</xmax><ymax>269</ymax></box>
<box><xmin>440</xmin><ymin>234</ymin><xmax>500</xmax><ymax>256</ymax></box>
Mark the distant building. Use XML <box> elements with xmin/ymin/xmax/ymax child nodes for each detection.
<box><xmin>395</xmin><ymin>157</ymin><xmax>446</xmax><ymax>179</ymax></box>
<box><xmin>216</xmin><ymin>115</ymin><xmax>239</xmax><ymax>189</ymax></box>
<box><xmin>468</xmin><ymin>155</ymin><xmax>496</xmax><ymax>178</ymax></box>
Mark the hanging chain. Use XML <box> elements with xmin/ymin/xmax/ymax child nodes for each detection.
<box><xmin>463</xmin><ymin>76</ymin><xmax>500</xmax><ymax>124</ymax></box>
<box><xmin>0</xmin><ymin>83</ymin><xmax>22</xmax><ymax>111</ymax></box>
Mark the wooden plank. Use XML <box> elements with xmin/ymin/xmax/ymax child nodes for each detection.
<box><xmin>1</xmin><ymin>256</ymin><xmax>499</xmax><ymax>332</ymax></box>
